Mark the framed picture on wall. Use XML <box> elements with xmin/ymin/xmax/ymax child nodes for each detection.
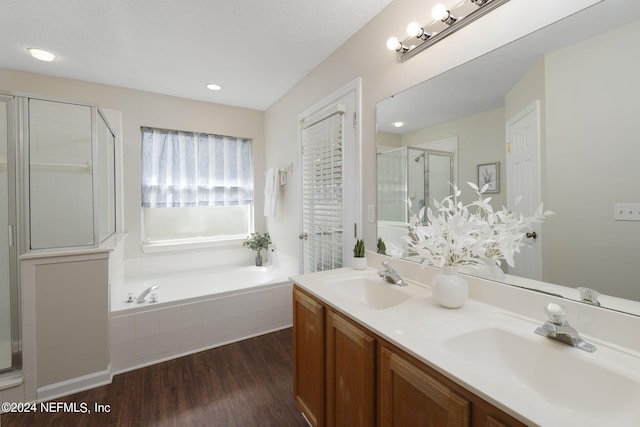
<box><xmin>477</xmin><ymin>162</ymin><xmax>499</xmax><ymax>193</ymax></box>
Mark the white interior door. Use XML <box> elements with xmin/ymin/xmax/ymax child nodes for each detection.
<box><xmin>506</xmin><ymin>100</ymin><xmax>542</xmax><ymax>279</ymax></box>
<box><xmin>299</xmin><ymin>87</ymin><xmax>359</xmax><ymax>273</ymax></box>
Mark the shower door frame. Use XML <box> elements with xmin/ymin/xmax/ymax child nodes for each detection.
<box><xmin>1</xmin><ymin>94</ymin><xmax>22</xmax><ymax>375</ymax></box>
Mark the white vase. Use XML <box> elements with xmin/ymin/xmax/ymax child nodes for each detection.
<box><xmin>352</xmin><ymin>256</ymin><xmax>367</xmax><ymax>270</ymax></box>
<box><xmin>432</xmin><ymin>266</ymin><xmax>468</xmax><ymax>308</ymax></box>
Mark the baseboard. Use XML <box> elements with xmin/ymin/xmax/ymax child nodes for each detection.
<box><xmin>36</xmin><ymin>367</ymin><xmax>112</xmax><ymax>402</ymax></box>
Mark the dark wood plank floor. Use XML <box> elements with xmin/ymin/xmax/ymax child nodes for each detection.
<box><xmin>1</xmin><ymin>328</ymin><xmax>308</xmax><ymax>427</ymax></box>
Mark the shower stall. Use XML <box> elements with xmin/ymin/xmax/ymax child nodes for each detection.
<box><xmin>377</xmin><ymin>146</ymin><xmax>454</xmax><ymax>257</ymax></box>
<box><xmin>0</xmin><ymin>93</ymin><xmax>116</xmax><ymax>379</ymax></box>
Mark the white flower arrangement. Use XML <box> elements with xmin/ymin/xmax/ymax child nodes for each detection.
<box><xmin>407</xmin><ymin>182</ymin><xmax>553</xmax><ymax>268</ymax></box>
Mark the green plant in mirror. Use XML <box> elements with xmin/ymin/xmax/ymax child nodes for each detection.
<box><xmin>353</xmin><ymin>239</ymin><xmax>365</xmax><ymax>258</ymax></box>
<box><xmin>377</xmin><ymin>237</ymin><xmax>387</xmax><ymax>255</ymax></box>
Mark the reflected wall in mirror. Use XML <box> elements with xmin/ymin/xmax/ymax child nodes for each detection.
<box><xmin>376</xmin><ymin>1</ymin><xmax>640</xmax><ymax>315</ymax></box>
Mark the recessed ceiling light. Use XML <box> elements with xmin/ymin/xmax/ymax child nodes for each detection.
<box><xmin>393</xmin><ymin>121</ymin><xmax>404</xmax><ymax>128</ymax></box>
<box><xmin>206</xmin><ymin>83</ymin><xmax>222</xmax><ymax>91</ymax></box>
<box><xmin>27</xmin><ymin>47</ymin><xmax>56</xmax><ymax>62</ymax></box>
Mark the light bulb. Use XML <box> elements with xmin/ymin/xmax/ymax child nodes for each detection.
<box><xmin>406</xmin><ymin>22</ymin><xmax>423</xmax><ymax>38</ymax></box>
<box><xmin>27</xmin><ymin>47</ymin><xmax>56</xmax><ymax>62</ymax></box>
<box><xmin>431</xmin><ymin>3</ymin><xmax>449</xmax><ymax>21</ymax></box>
<box><xmin>206</xmin><ymin>83</ymin><xmax>222</xmax><ymax>91</ymax></box>
<box><xmin>393</xmin><ymin>122</ymin><xmax>404</xmax><ymax>128</ymax></box>
<box><xmin>386</xmin><ymin>37</ymin><xmax>401</xmax><ymax>52</ymax></box>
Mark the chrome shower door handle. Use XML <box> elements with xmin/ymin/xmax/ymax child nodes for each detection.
<box><xmin>7</xmin><ymin>225</ymin><xmax>15</xmax><ymax>246</ymax></box>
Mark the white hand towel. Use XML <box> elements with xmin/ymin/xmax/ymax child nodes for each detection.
<box><xmin>264</xmin><ymin>168</ymin><xmax>279</xmax><ymax>217</ymax></box>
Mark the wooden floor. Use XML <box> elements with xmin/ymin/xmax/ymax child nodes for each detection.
<box><xmin>1</xmin><ymin>328</ymin><xmax>308</xmax><ymax>427</ymax></box>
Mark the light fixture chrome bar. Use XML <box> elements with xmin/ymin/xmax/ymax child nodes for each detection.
<box><xmin>396</xmin><ymin>0</ymin><xmax>510</xmax><ymax>63</ymax></box>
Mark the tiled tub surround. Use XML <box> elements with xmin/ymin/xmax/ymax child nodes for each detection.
<box><xmin>110</xmin><ymin>256</ymin><xmax>296</xmax><ymax>374</ymax></box>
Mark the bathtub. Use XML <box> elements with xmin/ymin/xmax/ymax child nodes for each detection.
<box><xmin>111</xmin><ymin>264</ymin><xmax>290</xmax><ymax>313</ymax></box>
<box><xmin>110</xmin><ymin>255</ymin><xmax>296</xmax><ymax>374</ymax></box>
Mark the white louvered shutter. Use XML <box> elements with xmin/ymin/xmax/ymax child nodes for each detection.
<box><xmin>300</xmin><ymin>106</ymin><xmax>345</xmax><ymax>273</ymax></box>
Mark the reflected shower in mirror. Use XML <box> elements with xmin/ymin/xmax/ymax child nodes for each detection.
<box><xmin>376</xmin><ymin>1</ymin><xmax>640</xmax><ymax>315</ymax></box>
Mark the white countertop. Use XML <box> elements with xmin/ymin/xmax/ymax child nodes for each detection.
<box><xmin>291</xmin><ymin>265</ymin><xmax>640</xmax><ymax>427</ymax></box>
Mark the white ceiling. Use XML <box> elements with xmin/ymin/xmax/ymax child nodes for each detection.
<box><xmin>0</xmin><ymin>0</ymin><xmax>393</xmax><ymax>110</ymax></box>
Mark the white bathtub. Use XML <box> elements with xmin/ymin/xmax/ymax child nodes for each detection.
<box><xmin>111</xmin><ymin>264</ymin><xmax>290</xmax><ymax>314</ymax></box>
<box><xmin>109</xmin><ymin>255</ymin><xmax>296</xmax><ymax>374</ymax></box>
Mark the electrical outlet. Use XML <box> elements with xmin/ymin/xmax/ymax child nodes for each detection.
<box><xmin>614</xmin><ymin>203</ymin><xmax>640</xmax><ymax>221</ymax></box>
<box><xmin>367</xmin><ymin>205</ymin><xmax>376</xmax><ymax>223</ymax></box>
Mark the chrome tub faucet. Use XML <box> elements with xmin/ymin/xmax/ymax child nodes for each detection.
<box><xmin>378</xmin><ymin>260</ymin><xmax>407</xmax><ymax>287</ymax></box>
<box><xmin>136</xmin><ymin>284</ymin><xmax>159</xmax><ymax>303</ymax></box>
<box><xmin>535</xmin><ymin>302</ymin><xmax>596</xmax><ymax>352</ymax></box>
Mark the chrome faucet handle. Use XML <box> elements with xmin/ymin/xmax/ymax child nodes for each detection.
<box><xmin>382</xmin><ymin>259</ymin><xmax>393</xmax><ymax>268</ymax></box>
<box><xmin>577</xmin><ymin>287</ymin><xmax>601</xmax><ymax>306</ymax></box>
<box><xmin>544</xmin><ymin>302</ymin><xmax>567</xmax><ymax>325</ymax></box>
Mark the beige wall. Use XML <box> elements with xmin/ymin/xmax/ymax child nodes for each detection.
<box><xmin>543</xmin><ymin>20</ymin><xmax>640</xmax><ymax>300</ymax></box>
<box><xmin>264</xmin><ymin>0</ymin><xmax>600</xmax><ymax>262</ymax></box>
<box><xmin>0</xmin><ymin>68</ymin><xmax>265</xmax><ymax>259</ymax></box>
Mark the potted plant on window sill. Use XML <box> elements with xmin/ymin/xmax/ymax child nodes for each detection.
<box><xmin>352</xmin><ymin>239</ymin><xmax>367</xmax><ymax>270</ymax></box>
<box><xmin>243</xmin><ymin>232</ymin><xmax>272</xmax><ymax>266</ymax></box>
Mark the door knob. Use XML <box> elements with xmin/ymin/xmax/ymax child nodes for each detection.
<box><xmin>298</xmin><ymin>233</ymin><xmax>308</xmax><ymax>240</ymax></box>
<box><xmin>526</xmin><ymin>231</ymin><xmax>537</xmax><ymax>239</ymax></box>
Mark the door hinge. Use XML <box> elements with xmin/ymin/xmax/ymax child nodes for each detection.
<box><xmin>507</xmin><ymin>143</ymin><xmax>511</xmax><ymax>153</ymax></box>
<box><xmin>354</xmin><ymin>223</ymin><xmax>357</xmax><ymax>238</ymax></box>
<box><xmin>353</xmin><ymin>112</ymin><xmax>357</xmax><ymax>128</ymax></box>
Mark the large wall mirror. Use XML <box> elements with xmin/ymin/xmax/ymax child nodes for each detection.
<box><xmin>376</xmin><ymin>1</ymin><xmax>640</xmax><ymax>316</ymax></box>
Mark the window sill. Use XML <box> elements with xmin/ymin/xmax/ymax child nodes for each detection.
<box><xmin>141</xmin><ymin>236</ymin><xmax>245</xmax><ymax>254</ymax></box>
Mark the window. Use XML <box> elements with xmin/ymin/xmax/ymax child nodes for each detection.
<box><xmin>141</xmin><ymin>127</ymin><xmax>253</xmax><ymax>248</ymax></box>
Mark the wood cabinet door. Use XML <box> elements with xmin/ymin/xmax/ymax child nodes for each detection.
<box><xmin>378</xmin><ymin>345</ymin><xmax>471</xmax><ymax>427</ymax></box>
<box><xmin>326</xmin><ymin>309</ymin><xmax>376</xmax><ymax>427</ymax></box>
<box><xmin>293</xmin><ymin>286</ymin><xmax>325</xmax><ymax>427</ymax></box>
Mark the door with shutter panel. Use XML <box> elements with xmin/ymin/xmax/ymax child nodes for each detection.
<box><xmin>299</xmin><ymin>89</ymin><xmax>358</xmax><ymax>273</ymax></box>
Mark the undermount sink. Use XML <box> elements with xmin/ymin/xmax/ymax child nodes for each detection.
<box><xmin>320</xmin><ymin>273</ymin><xmax>411</xmax><ymax>310</ymax></box>
<box><xmin>425</xmin><ymin>313</ymin><xmax>640</xmax><ymax>425</ymax></box>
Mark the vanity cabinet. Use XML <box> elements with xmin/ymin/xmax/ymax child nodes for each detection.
<box><xmin>378</xmin><ymin>345</ymin><xmax>470</xmax><ymax>426</ymax></box>
<box><xmin>325</xmin><ymin>308</ymin><xmax>376</xmax><ymax>427</ymax></box>
<box><xmin>293</xmin><ymin>285</ymin><xmax>325</xmax><ymax>426</ymax></box>
<box><xmin>293</xmin><ymin>285</ymin><xmax>526</xmax><ymax>427</ymax></box>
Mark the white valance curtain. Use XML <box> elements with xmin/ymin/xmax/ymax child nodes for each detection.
<box><xmin>141</xmin><ymin>127</ymin><xmax>252</xmax><ymax>208</ymax></box>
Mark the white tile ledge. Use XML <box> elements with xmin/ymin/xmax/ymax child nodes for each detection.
<box><xmin>0</xmin><ymin>373</ymin><xmax>23</xmax><ymax>391</ymax></box>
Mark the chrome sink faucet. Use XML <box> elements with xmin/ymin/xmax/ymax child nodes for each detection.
<box><xmin>535</xmin><ymin>302</ymin><xmax>596</xmax><ymax>353</ymax></box>
<box><xmin>136</xmin><ymin>284</ymin><xmax>159</xmax><ymax>303</ymax></box>
<box><xmin>378</xmin><ymin>260</ymin><xmax>407</xmax><ymax>287</ymax></box>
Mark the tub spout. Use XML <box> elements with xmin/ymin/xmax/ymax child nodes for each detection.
<box><xmin>136</xmin><ymin>284</ymin><xmax>159</xmax><ymax>303</ymax></box>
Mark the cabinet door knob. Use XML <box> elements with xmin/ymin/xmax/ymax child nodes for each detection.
<box><xmin>526</xmin><ymin>231</ymin><xmax>537</xmax><ymax>239</ymax></box>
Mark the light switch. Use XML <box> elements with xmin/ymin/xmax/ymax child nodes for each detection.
<box><xmin>614</xmin><ymin>203</ymin><xmax>640</xmax><ymax>221</ymax></box>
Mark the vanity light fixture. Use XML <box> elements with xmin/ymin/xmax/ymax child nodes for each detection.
<box><xmin>431</xmin><ymin>3</ymin><xmax>457</xmax><ymax>25</ymax></box>
<box><xmin>27</xmin><ymin>47</ymin><xmax>56</xmax><ymax>62</ymax></box>
<box><xmin>386</xmin><ymin>37</ymin><xmax>409</xmax><ymax>53</ymax></box>
<box><xmin>406</xmin><ymin>22</ymin><xmax>432</xmax><ymax>41</ymax></box>
<box><xmin>387</xmin><ymin>0</ymin><xmax>510</xmax><ymax>63</ymax></box>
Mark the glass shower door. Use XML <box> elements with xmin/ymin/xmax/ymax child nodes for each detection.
<box><xmin>0</xmin><ymin>95</ymin><xmax>17</xmax><ymax>373</ymax></box>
